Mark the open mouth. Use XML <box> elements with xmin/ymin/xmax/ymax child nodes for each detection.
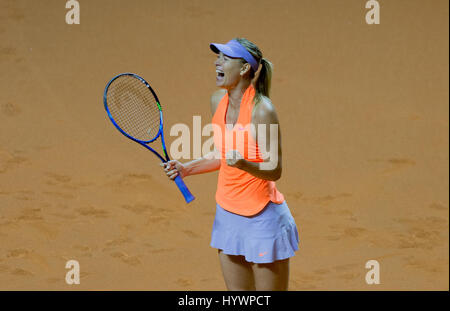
<box><xmin>216</xmin><ymin>69</ymin><xmax>225</xmax><ymax>83</ymax></box>
<box><xmin>216</xmin><ymin>69</ymin><xmax>225</xmax><ymax>79</ymax></box>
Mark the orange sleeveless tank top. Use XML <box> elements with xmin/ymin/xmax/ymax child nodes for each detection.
<box><xmin>212</xmin><ymin>85</ymin><xmax>285</xmax><ymax>216</ymax></box>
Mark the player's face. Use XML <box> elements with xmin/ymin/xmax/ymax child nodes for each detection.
<box><xmin>214</xmin><ymin>52</ymin><xmax>244</xmax><ymax>89</ymax></box>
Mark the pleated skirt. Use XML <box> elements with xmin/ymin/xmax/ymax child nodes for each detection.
<box><xmin>210</xmin><ymin>200</ymin><xmax>299</xmax><ymax>264</ymax></box>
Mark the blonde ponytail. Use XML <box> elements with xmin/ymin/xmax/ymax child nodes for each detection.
<box><xmin>233</xmin><ymin>38</ymin><xmax>273</xmax><ymax>101</ymax></box>
<box><xmin>256</xmin><ymin>57</ymin><xmax>273</xmax><ymax>98</ymax></box>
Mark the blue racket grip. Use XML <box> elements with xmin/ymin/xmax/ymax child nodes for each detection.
<box><xmin>174</xmin><ymin>175</ymin><xmax>195</xmax><ymax>203</ymax></box>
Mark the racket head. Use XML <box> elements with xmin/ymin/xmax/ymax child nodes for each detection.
<box><xmin>103</xmin><ymin>73</ymin><xmax>163</xmax><ymax>144</ymax></box>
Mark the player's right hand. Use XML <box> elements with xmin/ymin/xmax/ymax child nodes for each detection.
<box><xmin>160</xmin><ymin>160</ymin><xmax>187</xmax><ymax>180</ymax></box>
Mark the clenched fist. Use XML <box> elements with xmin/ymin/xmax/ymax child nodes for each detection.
<box><xmin>225</xmin><ymin>150</ymin><xmax>244</xmax><ymax>168</ymax></box>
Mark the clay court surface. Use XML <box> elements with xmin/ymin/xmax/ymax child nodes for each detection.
<box><xmin>0</xmin><ymin>0</ymin><xmax>448</xmax><ymax>290</ymax></box>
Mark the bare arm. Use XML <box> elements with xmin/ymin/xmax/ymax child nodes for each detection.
<box><xmin>162</xmin><ymin>149</ymin><xmax>221</xmax><ymax>179</ymax></box>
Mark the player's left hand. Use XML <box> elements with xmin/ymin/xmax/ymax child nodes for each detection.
<box><xmin>225</xmin><ymin>150</ymin><xmax>244</xmax><ymax>168</ymax></box>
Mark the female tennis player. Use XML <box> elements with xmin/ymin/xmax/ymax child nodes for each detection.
<box><xmin>161</xmin><ymin>38</ymin><xmax>299</xmax><ymax>291</ymax></box>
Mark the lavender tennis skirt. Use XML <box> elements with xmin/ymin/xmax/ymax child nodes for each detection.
<box><xmin>210</xmin><ymin>200</ymin><xmax>299</xmax><ymax>264</ymax></box>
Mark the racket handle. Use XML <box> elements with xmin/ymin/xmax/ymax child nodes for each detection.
<box><xmin>174</xmin><ymin>175</ymin><xmax>195</xmax><ymax>203</ymax></box>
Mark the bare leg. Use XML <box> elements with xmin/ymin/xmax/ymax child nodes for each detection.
<box><xmin>252</xmin><ymin>258</ymin><xmax>290</xmax><ymax>291</ymax></box>
<box><xmin>218</xmin><ymin>250</ymin><xmax>255</xmax><ymax>291</ymax></box>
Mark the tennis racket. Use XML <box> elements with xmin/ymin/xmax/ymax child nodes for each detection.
<box><xmin>103</xmin><ymin>73</ymin><xmax>195</xmax><ymax>203</ymax></box>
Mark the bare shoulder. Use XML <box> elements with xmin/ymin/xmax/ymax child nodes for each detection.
<box><xmin>210</xmin><ymin>89</ymin><xmax>227</xmax><ymax>116</ymax></box>
<box><xmin>253</xmin><ymin>95</ymin><xmax>279</xmax><ymax>124</ymax></box>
